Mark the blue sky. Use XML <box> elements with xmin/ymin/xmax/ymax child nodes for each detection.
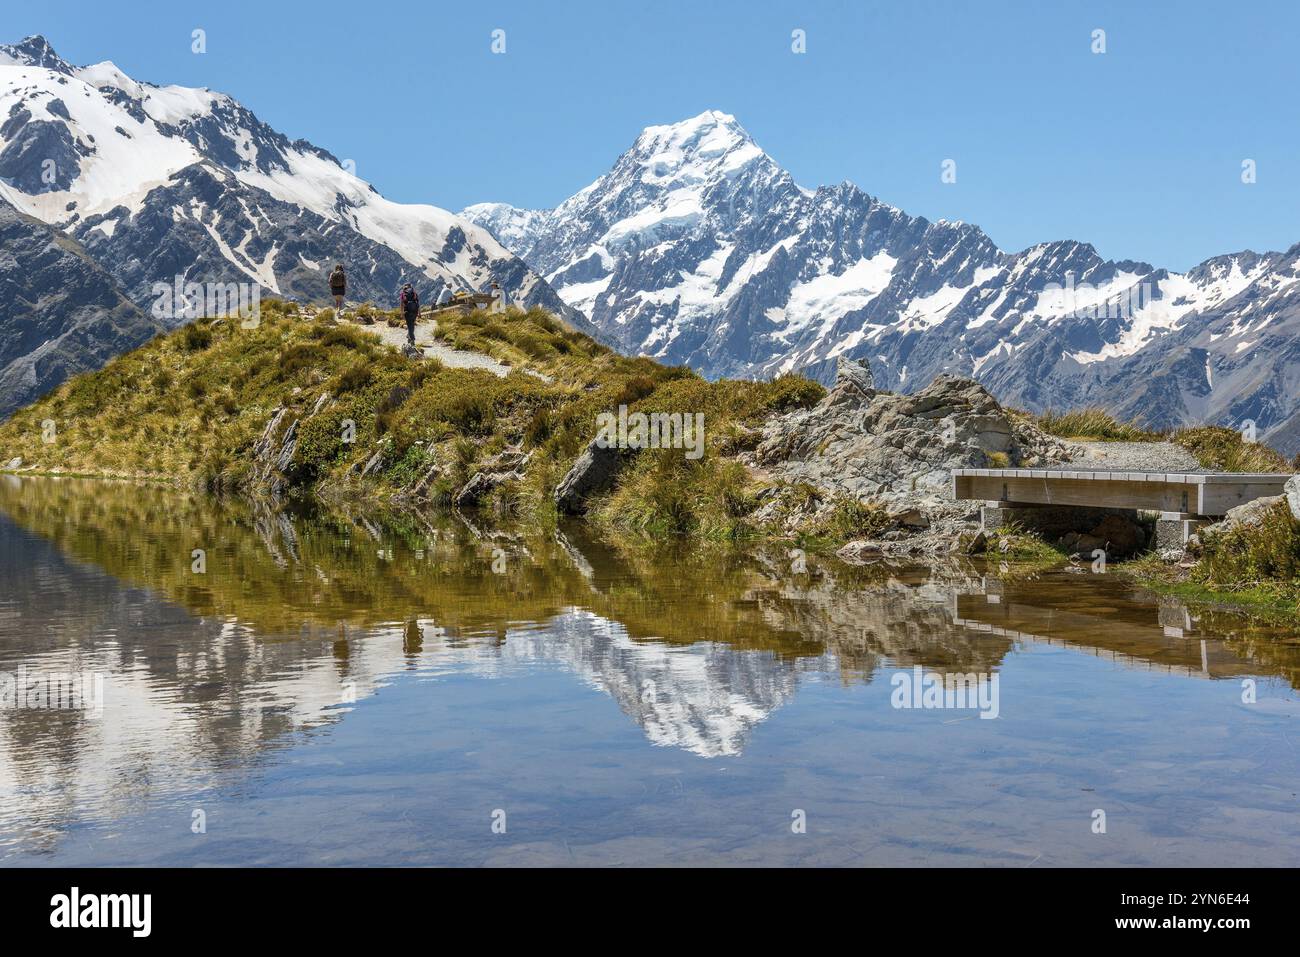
<box><xmin>19</xmin><ymin>0</ymin><xmax>1300</xmax><ymax>270</ymax></box>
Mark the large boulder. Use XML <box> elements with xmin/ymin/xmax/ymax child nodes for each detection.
<box><xmin>1202</xmin><ymin>494</ymin><xmax>1284</xmax><ymax>543</ymax></box>
<box><xmin>1224</xmin><ymin>494</ymin><xmax>1282</xmax><ymax>529</ymax></box>
<box><xmin>555</xmin><ymin>439</ymin><xmax>629</xmax><ymax>514</ymax></box>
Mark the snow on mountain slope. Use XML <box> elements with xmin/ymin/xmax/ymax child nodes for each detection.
<box><xmin>465</xmin><ymin>110</ymin><xmax>1300</xmax><ymax>449</ymax></box>
<box><xmin>0</xmin><ymin>36</ymin><xmax>568</xmax><ymax>313</ymax></box>
<box><xmin>459</xmin><ymin>202</ymin><xmax>550</xmax><ymax>257</ymax></box>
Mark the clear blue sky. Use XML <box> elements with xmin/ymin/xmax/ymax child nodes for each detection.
<box><xmin>19</xmin><ymin>0</ymin><xmax>1300</xmax><ymax>270</ymax></box>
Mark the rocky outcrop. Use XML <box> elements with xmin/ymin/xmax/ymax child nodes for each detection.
<box><xmin>823</xmin><ymin>355</ymin><xmax>874</xmax><ymax>406</ymax></box>
<box><xmin>746</xmin><ymin>371</ymin><xmax>1080</xmax><ymax>556</ymax></box>
<box><xmin>754</xmin><ymin>373</ymin><xmax>1072</xmax><ymax>504</ymax></box>
<box><xmin>555</xmin><ymin>439</ymin><xmax>631</xmax><ymax>514</ymax></box>
<box><xmin>455</xmin><ymin>469</ymin><xmax>522</xmax><ymax>508</ymax></box>
<box><xmin>250</xmin><ymin>394</ymin><xmax>331</xmax><ymax>496</ymax></box>
<box><xmin>1286</xmin><ymin>475</ymin><xmax>1300</xmax><ymax>522</ymax></box>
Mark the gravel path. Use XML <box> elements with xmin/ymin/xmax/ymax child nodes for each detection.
<box><xmin>1066</xmin><ymin>440</ymin><xmax>1203</xmax><ymax>472</ymax></box>
<box><xmin>356</xmin><ymin>317</ymin><xmax>551</xmax><ymax>382</ymax></box>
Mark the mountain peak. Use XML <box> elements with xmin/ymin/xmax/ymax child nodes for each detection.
<box><xmin>622</xmin><ymin>109</ymin><xmax>768</xmax><ymax>188</ymax></box>
<box><xmin>0</xmin><ymin>35</ymin><xmax>73</xmax><ymax>75</ymax></box>
<box><xmin>634</xmin><ymin>109</ymin><xmax>752</xmax><ymax>154</ymax></box>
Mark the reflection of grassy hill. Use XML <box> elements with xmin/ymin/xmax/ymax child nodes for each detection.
<box><xmin>0</xmin><ymin>476</ymin><xmax>978</xmax><ymax>671</ymax></box>
<box><xmin>4</xmin><ymin>476</ymin><xmax>1298</xmax><ymax>688</ymax></box>
<box><xmin>0</xmin><ymin>301</ymin><xmax>823</xmax><ymax>540</ymax></box>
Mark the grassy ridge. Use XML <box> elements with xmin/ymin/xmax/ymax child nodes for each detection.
<box><xmin>0</xmin><ymin>300</ymin><xmax>824</xmax><ymax>540</ymax></box>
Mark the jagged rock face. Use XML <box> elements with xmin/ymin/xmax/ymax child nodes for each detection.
<box><xmin>752</xmin><ymin>373</ymin><xmax>1073</xmax><ymax>504</ymax></box>
<box><xmin>0</xmin><ymin>196</ymin><xmax>159</xmax><ymax>418</ymax></box>
<box><xmin>0</xmin><ymin>35</ymin><xmax>597</xmax><ymax>414</ymax></box>
<box><xmin>0</xmin><ymin>117</ymin><xmax>80</xmax><ymax>191</ymax></box>
<box><xmin>820</xmin><ymin>355</ymin><xmax>876</xmax><ymax>409</ymax></box>
<box><xmin>464</xmin><ymin>111</ymin><xmax>1300</xmax><ymax>455</ymax></box>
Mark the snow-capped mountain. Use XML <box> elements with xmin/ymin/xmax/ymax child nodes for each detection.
<box><xmin>458</xmin><ymin>202</ymin><xmax>551</xmax><ymax>258</ymax></box>
<box><xmin>0</xmin><ymin>35</ymin><xmax>589</xmax><ymax>413</ymax></box>
<box><xmin>463</xmin><ymin>110</ymin><xmax>1300</xmax><ymax>454</ymax></box>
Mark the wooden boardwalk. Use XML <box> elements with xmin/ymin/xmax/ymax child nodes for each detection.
<box><xmin>952</xmin><ymin>467</ymin><xmax>1291</xmax><ymax>518</ymax></box>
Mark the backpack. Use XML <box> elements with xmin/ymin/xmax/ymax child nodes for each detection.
<box><xmin>401</xmin><ymin>287</ymin><xmax>418</xmax><ymax>311</ymax></box>
<box><xmin>330</xmin><ymin>268</ymin><xmax>345</xmax><ymax>289</ymax></box>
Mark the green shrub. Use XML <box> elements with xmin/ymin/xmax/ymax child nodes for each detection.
<box><xmin>279</xmin><ymin>343</ymin><xmax>328</xmax><ymax>376</ymax></box>
<box><xmin>334</xmin><ymin>362</ymin><xmax>374</xmax><ymax>394</ymax></box>
<box><xmin>182</xmin><ymin>324</ymin><xmax>213</xmax><ymax>351</ymax></box>
<box><xmin>818</xmin><ymin>494</ymin><xmax>890</xmax><ymax>541</ymax></box>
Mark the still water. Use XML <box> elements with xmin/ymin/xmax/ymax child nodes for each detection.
<box><xmin>0</xmin><ymin>475</ymin><xmax>1297</xmax><ymax>866</ymax></box>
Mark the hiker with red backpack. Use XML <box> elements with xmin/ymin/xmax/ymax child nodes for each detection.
<box><xmin>399</xmin><ymin>283</ymin><xmax>420</xmax><ymax>347</ymax></box>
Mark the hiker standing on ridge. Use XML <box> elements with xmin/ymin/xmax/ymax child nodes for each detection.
<box><xmin>328</xmin><ymin>264</ymin><xmax>347</xmax><ymax>316</ymax></box>
<box><xmin>399</xmin><ymin>283</ymin><xmax>420</xmax><ymax>348</ymax></box>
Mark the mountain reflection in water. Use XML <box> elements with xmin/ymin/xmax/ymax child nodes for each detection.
<box><xmin>1</xmin><ymin>475</ymin><xmax>1297</xmax><ymax>865</ymax></box>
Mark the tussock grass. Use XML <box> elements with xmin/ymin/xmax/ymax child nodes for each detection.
<box><xmin>1035</xmin><ymin>407</ymin><xmax>1163</xmax><ymax>442</ymax></box>
<box><xmin>1033</xmin><ymin>408</ymin><xmax>1293</xmax><ymax>473</ymax></box>
<box><xmin>0</xmin><ymin>300</ymin><xmax>827</xmax><ymax>541</ymax></box>
<box><xmin>1170</xmin><ymin>425</ymin><xmax>1292</xmax><ymax>473</ymax></box>
<box><xmin>1124</xmin><ymin>500</ymin><xmax>1300</xmax><ymax>616</ymax></box>
<box><xmin>1199</xmin><ymin>500</ymin><xmax>1300</xmax><ymax>592</ymax></box>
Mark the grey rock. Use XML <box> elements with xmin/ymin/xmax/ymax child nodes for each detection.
<box><xmin>955</xmin><ymin>530</ymin><xmax>987</xmax><ymax>555</ymax></box>
<box><xmin>0</xmin><ymin>120</ymin><xmax>80</xmax><ymax>192</ymax></box>
<box><xmin>555</xmin><ymin>439</ymin><xmax>630</xmax><ymax>514</ymax></box>
<box><xmin>1199</xmin><ymin>494</ymin><xmax>1284</xmax><ymax>546</ymax></box>
<box><xmin>821</xmin><ymin>356</ymin><xmax>875</xmax><ymax>408</ymax></box>
<box><xmin>412</xmin><ymin>461</ymin><xmax>443</xmax><ymax>497</ymax></box>
<box><xmin>891</xmin><ymin>507</ymin><xmax>929</xmax><ymax>529</ymax></box>
<box><xmin>1222</xmin><ymin>494</ymin><xmax>1282</xmax><ymax>530</ymax></box>
<box><xmin>274</xmin><ymin>419</ymin><xmax>299</xmax><ymax>473</ymax></box>
<box><xmin>1286</xmin><ymin>475</ymin><xmax>1300</xmax><ymax>522</ymax></box>
<box><xmin>455</xmin><ymin>469</ymin><xmax>522</xmax><ymax>508</ymax></box>
<box><xmin>752</xmin><ymin>373</ymin><xmax>1063</xmax><ymax>511</ymax></box>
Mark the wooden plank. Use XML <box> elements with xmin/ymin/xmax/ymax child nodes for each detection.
<box><xmin>957</xmin><ymin>474</ymin><xmax>1199</xmax><ymax>512</ymax></box>
<box><xmin>1201</xmin><ymin>480</ymin><xmax>1291</xmax><ymax>516</ymax></box>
